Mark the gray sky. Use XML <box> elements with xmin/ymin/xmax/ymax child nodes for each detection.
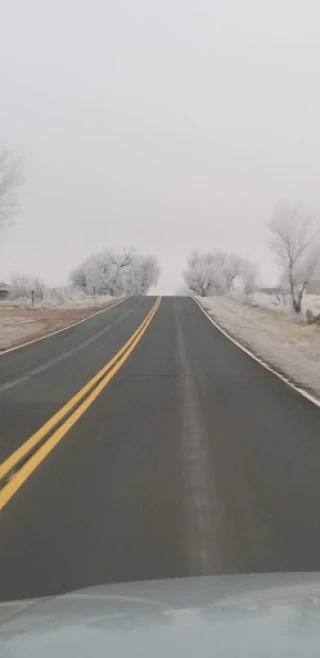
<box><xmin>1</xmin><ymin>0</ymin><xmax>320</xmax><ymax>293</ymax></box>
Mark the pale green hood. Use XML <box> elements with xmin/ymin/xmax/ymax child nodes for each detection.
<box><xmin>1</xmin><ymin>573</ymin><xmax>320</xmax><ymax>656</ymax></box>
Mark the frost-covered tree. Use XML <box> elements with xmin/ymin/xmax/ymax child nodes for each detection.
<box><xmin>10</xmin><ymin>274</ymin><xmax>47</xmax><ymax>300</ymax></box>
<box><xmin>129</xmin><ymin>254</ymin><xmax>161</xmax><ymax>294</ymax></box>
<box><xmin>268</xmin><ymin>202</ymin><xmax>320</xmax><ymax>313</ymax></box>
<box><xmin>183</xmin><ymin>251</ymin><xmax>228</xmax><ymax>296</ymax></box>
<box><xmin>242</xmin><ymin>261</ymin><xmax>258</xmax><ymax>299</ymax></box>
<box><xmin>70</xmin><ymin>249</ymin><xmax>160</xmax><ymax>296</ymax></box>
<box><xmin>222</xmin><ymin>253</ymin><xmax>245</xmax><ymax>291</ymax></box>
<box><xmin>183</xmin><ymin>250</ymin><xmax>257</xmax><ymax>297</ymax></box>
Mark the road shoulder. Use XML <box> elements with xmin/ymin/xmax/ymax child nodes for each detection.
<box><xmin>194</xmin><ymin>295</ymin><xmax>320</xmax><ymax>406</ymax></box>
<box><xmin>0</xmin><ymin>298</ymin><xmax>124</xmax><ymax>354</ymax></box>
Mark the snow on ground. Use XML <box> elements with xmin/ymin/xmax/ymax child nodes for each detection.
<box><xmin>0</xmin><ymin>293</ymin><xmax>119</xmax><ymax>351</ymax></box>
<box><xmin>248</xmin><ymin>291</ymin><xmax>320</xmax><ymax>317</ymax></box>
<box><xmin>198</xmin><ymin>294</ymin><xmax>320</xmax><ymax>401</ymax></box>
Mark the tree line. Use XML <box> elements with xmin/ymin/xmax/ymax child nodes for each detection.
<box><xmin>1</xmin><ymin>148</ymin><xmax>319</xmax><ymax>312</ymax></box>
<box><xmin>183</xmin><ymin>202</ymin><xmax>320</xmax><ymax>313</ymax></box>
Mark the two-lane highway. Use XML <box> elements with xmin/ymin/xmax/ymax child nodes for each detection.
<box><xmin>0</xmin><ymin>297</ymin><xmax>153</xmax><ymax>463</ymax></box>
<box><xmin>0</xmin><ymin>296</ymin><xmax>320</xmax><ymax>601</ymax></box>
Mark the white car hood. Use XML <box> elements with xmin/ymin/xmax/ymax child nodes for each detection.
<box><xmin>1</xmin><ymin>573</ymin><xmax>320</xmax><ymax>657</ymax></box>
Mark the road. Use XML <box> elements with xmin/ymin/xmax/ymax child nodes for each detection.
<box><xmin>0</xmin><ymin>296</ymin><xmax>320</xmax><ymax>601</ymax></box>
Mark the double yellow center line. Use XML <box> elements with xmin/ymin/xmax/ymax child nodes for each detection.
<box><xmin>0</xmin><ymin>297</ymin><xmax>161</xmax><ymax>512</ymax></box>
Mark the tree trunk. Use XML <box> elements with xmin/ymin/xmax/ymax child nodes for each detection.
<box><xmin>292</xmin><ymin>299</ymin><xmax>301</xmax><ymax>313</ymax></box>
<box><xmin>294</xmin><ymin>288</ymin><xmax>304</xmax><ymax>314</ymax></box>
<box><xmin>289</xmin><ymin>267</ymin><xmax>301</xmax><ymax>313</ymax></box>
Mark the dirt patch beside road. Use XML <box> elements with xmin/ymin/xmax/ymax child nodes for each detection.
<box><xmin>0</xmin><ymin>301</ymin><xmax>120</xmax><ymax>351</ymax></box>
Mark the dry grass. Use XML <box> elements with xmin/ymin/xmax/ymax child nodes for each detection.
<box><xmin>0</xmin><ymin>302</ymin><xmax>117</xmax><ymax>351</ymax></box>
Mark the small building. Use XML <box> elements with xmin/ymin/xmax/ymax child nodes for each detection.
<box><xmin>0</xmin><ymin>282</ymin><xmax>10</xmax><ymax>300</ymax></box>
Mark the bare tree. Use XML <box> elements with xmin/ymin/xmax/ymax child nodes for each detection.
<box><xmin>0</xmin><ymin>150</ymin><xmax>23</xmax><ymax>238</ymax></box>
<box><xmin>268</xmin><ymin>202</ymin><xmax>320</xmax><ymax>313</ymax></box>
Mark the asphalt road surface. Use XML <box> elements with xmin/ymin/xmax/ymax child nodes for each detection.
<box><xmin>0</xmin><ymin>296</ymin><xmax>320</xmax><ymax>601</ymax></box>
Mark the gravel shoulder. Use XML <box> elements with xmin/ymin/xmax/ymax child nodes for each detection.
<box><xmin>197</xmin><ymin>295</ymin><xmax>320</xmax><ymax>401</ymax></box>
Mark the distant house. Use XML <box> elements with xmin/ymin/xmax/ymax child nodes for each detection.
<box><xmin>307</xmin><ymin>263</ymin><xmax>320</xmax><ymax>295</ymax></box>
<box><xmin>0</xmin><ymin>282</ymin><xmax>10</xmax><ymax>300</ymax></box>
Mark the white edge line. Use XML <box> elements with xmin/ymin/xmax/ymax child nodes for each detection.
<box><xmin>192</xmin><ymin>296</ymin><xmax>320</xmax><ymax>410</ymax></box>
<box><xmin>0</xmin><ymin>297</ymin><xmax>127</xmax><ymax>357</ymax></box>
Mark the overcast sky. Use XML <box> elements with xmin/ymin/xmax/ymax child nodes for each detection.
<box><xmin>1</xmin><ymin>0</ymin><xmax>319</xmax><ymax>293</ymax></box>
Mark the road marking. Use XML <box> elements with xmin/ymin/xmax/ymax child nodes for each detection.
<box><xmin>0</xmin><ymin>298</ymin><xmax>158</xmax><ymax>483</ymax></box>
<box><xmin>193</xmin><ymin>296</ymin><xmax>320</xmax><ymax>410</ymax></box>
<box><xmin>0</xmin><ymin>296</ymin><xmax>127</xmax><ymax>357</ymax></box>
<box><xmin>0</xmin><ymin>298</ymin><xmax>144</xmax><ymax>395</ymax></box>
<box><xmin>0</xmin><ymin>297</ymin><xmax>161</xmax><ymax>511</ymax></box>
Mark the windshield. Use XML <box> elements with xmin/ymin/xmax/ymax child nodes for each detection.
<box><xmin>0</xmin><ymin>0</ymin><xmax>320</xmax><ymax>636</ymax></box>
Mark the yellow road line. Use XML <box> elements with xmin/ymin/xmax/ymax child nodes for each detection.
<box><xmin>0</xmin><ymin>297</ymin><xmax>161</xmax><ymax>511</ymax></box>
<box><xmin>0</xmin><ymin>298</ymin><xmax>159</xmax><ymax>483</ymax></box>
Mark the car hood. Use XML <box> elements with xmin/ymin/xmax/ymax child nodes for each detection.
<box><xmin>1</xmin><ymin>573</ymin><xmax>320</xmax><ymax>656</ymax></box>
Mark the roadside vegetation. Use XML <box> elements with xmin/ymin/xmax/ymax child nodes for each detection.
<box><xmin>0</xmin><ymin>153</ymin><xmax>160</xmax><ymax>349</ymax></box>
<box><xmin>183</xmin><ymin>250</ymin><xmax>258</xmax><ymax>299</ymax></box>
<box><xmin>186</xmin><ymin>202</ymin><xmax>320</xmax><ymax>400</ymax></box>
<box><xmin>268</xmin><ymin>202</ymin><xmax>320</xmax><ymax>315</ymax></box>
<box><xmin>70</xmin><ymin>248</ymin><xmax>160</xmax><ymax>296</ymax></box>
<box><xmin>184</xmin><ymin>201</ymin><xmax>320</xmax><ymax>320</ymax></box>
